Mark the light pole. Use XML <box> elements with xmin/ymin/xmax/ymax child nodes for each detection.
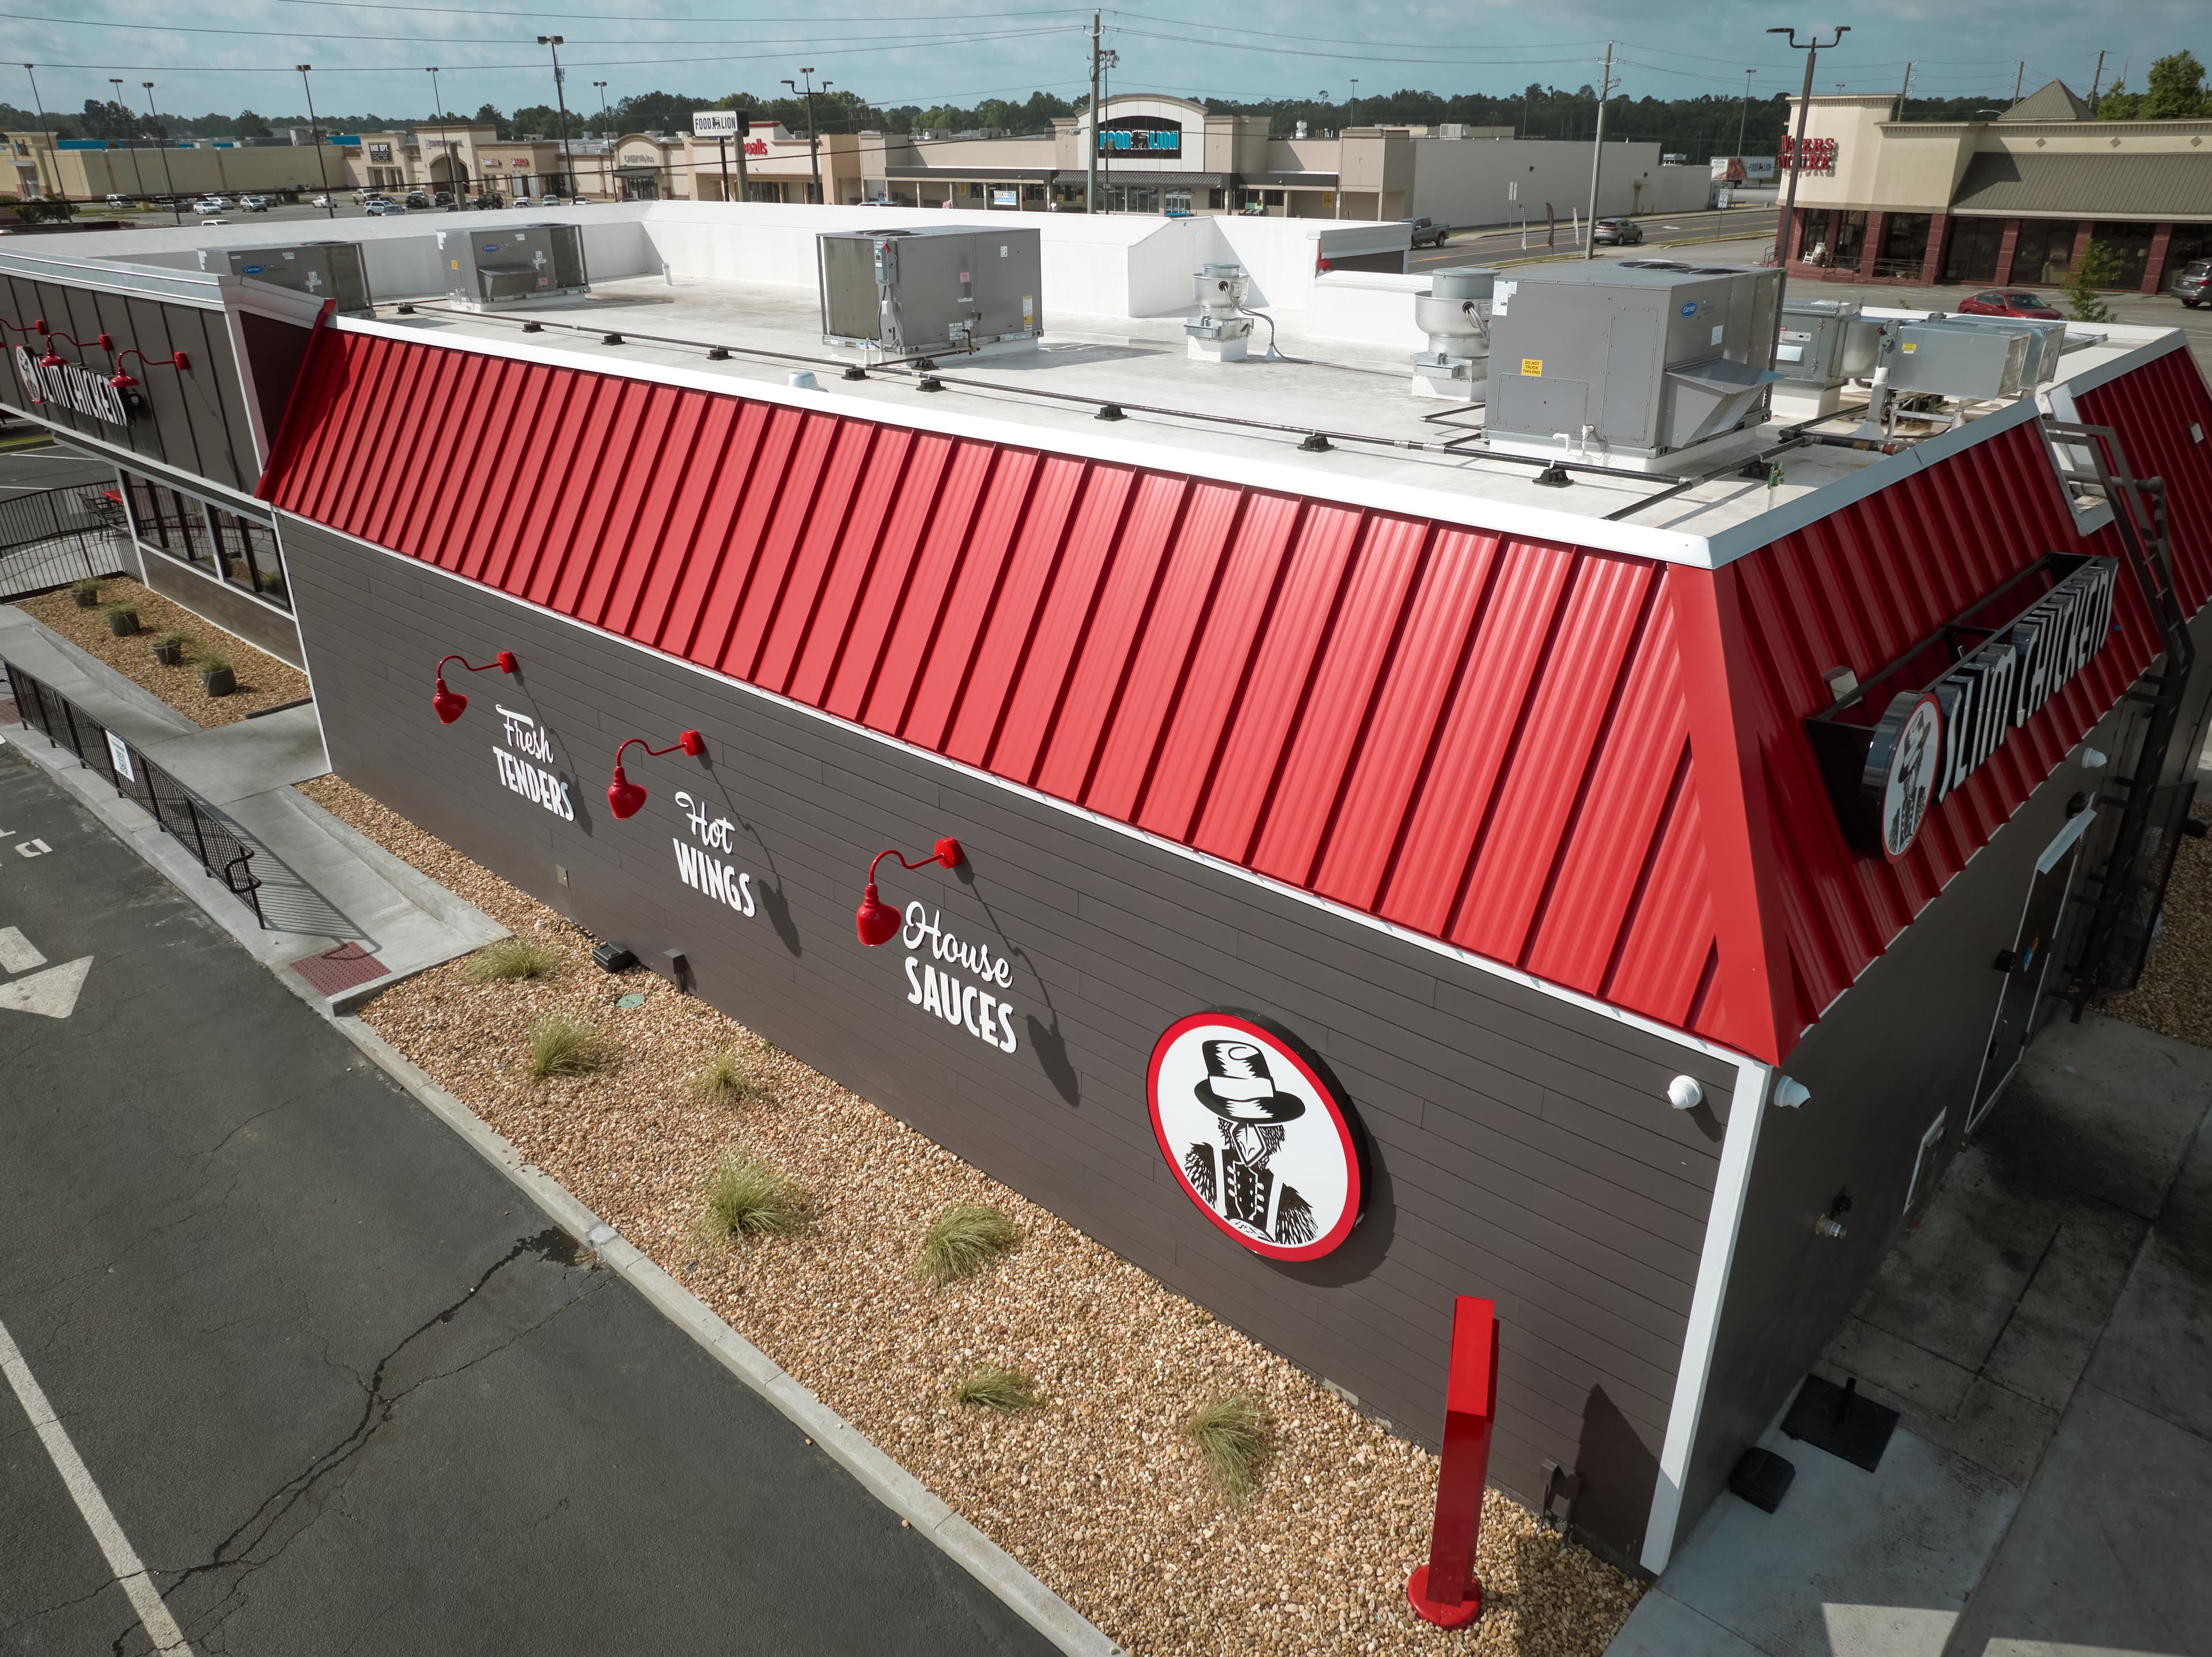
<box><xmin>428</xmin><ymin>67</ymin><xmax>460</xmax><ymax>208</ymax></box>
<box><xmin>593</xmin><ymin>82</ymin><xmax>610</xmax><ymax>198</ymax></box>
<box><xmin>298</xmin><ymin>65</ymin><xmax>335</xmax><ymax>218</ymax></box>
<box><xmin>782</xmin><ymin>70</ymin><xmax>824</xmax><ymax>203</ymax></box>
<box><xmin>1767</xmin><ymin>27</ymin><xmax>1848</xmax><ymax>344</ymax></box>
<box><xmin>21</xmin><ymin>65</ymin><xmax>59</xmax><ymax>208</ymax></box>
<box><xmin>142</xmin><ymin>83</ymin><xmax>180</xmax><ymax>222</ymax></box>
<box><xmin>1736</xmin><ymin>68</ymin><xmax>1752</xmax><ymax>161</ymax></box>
<box><xmin>109</xmin><ymin>79</ymin><xmax>146</xmax><ymax>202</ymax></box>
<box><xmin>537</xmin><ymin>37</ymin><xmax>578</xmax><ymax>200</ymax></box>
<box><xmin>1582</xmin><ymin>42</ymin><xmax>1613</xmax><ymax>260</ymax></box>
<box><xmin>1349</xmin><ymin>78</ymin><xmax>1358</xmax><ymax>127</ymax></box>
<box><xmin>1085</xmin><ymin>12</ymin><xmax>1099</xmax><ymax>214</ymax></box>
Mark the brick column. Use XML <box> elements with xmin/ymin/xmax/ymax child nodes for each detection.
<box><xmin>1994</xmin><ymin>218</ymin><xmax>2021</xmax><ymax>286</ymax></box>
<box><xmin>2143</xmin><ymin>222</ymin><xmax>2173</xmax><ymax>294</ymax></box>
<box><xmin>1919</xmin><ymin>213</ymin><xmax>1951</xmax><ymax>286</ymax></box>
<box><xmin>1860</xmin><ymin>211</ymin><xmax>1887</xmax><ymax>279</ymax></box>
<box><xmin>2070</xmin><ymin>220</ymin><xmax>2095</xmax><ymax>276</ymax></box>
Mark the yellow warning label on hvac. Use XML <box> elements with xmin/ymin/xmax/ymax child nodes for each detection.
<box><xmin>1521</xmin><ymin>358</ymin><xmax>1543</xmax><ymax>377</ymax></box>
<box><xmin>1900</xmin><ymin>342</ymin><xmax>1917</xmax><ymax>353</ymax></box>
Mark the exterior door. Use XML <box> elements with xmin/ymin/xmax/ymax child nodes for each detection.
<box><xmin>1969</xmin><ymin>809</ymin><xmax>2094</xmax><ymax>1128</ymax></box>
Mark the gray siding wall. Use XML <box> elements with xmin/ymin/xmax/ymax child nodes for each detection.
<box><xmin>282</xmin><ymin>513</ymin><xmax>1742</xmax><ymax>1570</ymax></box>
<box><xmin>1686</xmin><ymin>605</ymin><xmax>2212</xmax><ymax>1534</ymax></box>
<box><xmin>137</xmin><ymin>550</ymin><xmax>305</xmax><ymax>668</ymax></box>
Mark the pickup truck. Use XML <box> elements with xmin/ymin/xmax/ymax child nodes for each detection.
<box><xmin>1398</xmin><ymin>216</ymin><xmax>1450</xmax><ymax>248</ymax></box>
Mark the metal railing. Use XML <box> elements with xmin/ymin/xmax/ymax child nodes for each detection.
<box><xmin>0</xmin><ymin>484</ymin><xmax>131</xmax><ymax>601</ymax></box>
<box><xmin>3</xmin><ymin>657</ymin><xmax>264</xmax><ymax>927</ymax></box>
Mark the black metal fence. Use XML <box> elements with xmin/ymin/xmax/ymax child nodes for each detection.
<box><xmin>3</xmin><ymin>657</ymin><xmax>264</xmax><ymax>926</ymax></box>
<box><xmin>0</xmin><ymin>484</ymin><xmax>131</xmax><ymax>601</ymax></box>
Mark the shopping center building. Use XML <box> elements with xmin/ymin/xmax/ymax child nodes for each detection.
<box><xmin>1778</xmin><ymin>81</ymin><xmax>2212</xmax><ymax>292</ymax></box>
<box><xmin>3</xmin><ymin>202</ymin><xmax>2206</xmax><ymax>1576</ymax></box>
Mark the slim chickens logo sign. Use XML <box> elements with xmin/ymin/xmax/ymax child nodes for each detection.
<box><xmin>1147</xmin><ymin>1012</ymin><xmax>1366</xmax><ymax>1262</ymax></box>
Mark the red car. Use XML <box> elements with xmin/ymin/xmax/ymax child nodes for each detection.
<box><xmin>1957</xmin><ymin>289</ymin><xmax>2064</xmax><ymax>319</ymax></box>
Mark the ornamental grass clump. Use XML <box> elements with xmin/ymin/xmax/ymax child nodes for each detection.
<box><xmin>952</xmin><ymin>1365</ymin><xmax>1040</xmax><ymax>1413</ymax></box>
<box><xmin>1184</xmin><ymin>1391</ymin><xmax>1276</xmax><ymax>1502</ymax></box>
<box><xmin>700</xmin><ymin>1150</ymin><xmax>811</xmax><ymax>1244</ymax></box>
<box><xmin>914</xmin><ymin>1202</ymin><xmax>1020</xmax><ymax>1288</ymax></box>
<box><xmin>688</xmin><ymin>1049</ymin><xmax>774</xmax><ymax>1109</ymax></box>
<box><xmin>525</xmin><ymin>1011</ymin><xmax>614</xmax><ymax>1079</ymax></box>
<box><xmin>464</xmin><ymin>936</ymin><xmax>563</xmax><ymax>982</ymax></box>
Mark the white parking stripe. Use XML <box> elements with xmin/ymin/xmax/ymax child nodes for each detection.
<box><xmin>0</xmin><ymin>925</ymin><xmax>46</xmax><ymax>972</ymax></box>
<box><xmin>0</xmin><ymin>1314</ymin><xmax>198</xmax><ymax>1654</ymax></box>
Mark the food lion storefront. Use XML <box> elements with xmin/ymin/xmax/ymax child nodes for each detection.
<box><xmin>67</xmin><ymin>272</ymin><xmax>2207</xmax><ymax>1573</ymax></box>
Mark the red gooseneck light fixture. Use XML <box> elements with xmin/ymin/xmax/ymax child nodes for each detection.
<box><xmin>607</xmin><ymin>730</ymin><xmax>706</xmax><ymax>819</ymax></box>
<box><xmin>430</xmin><ymin>650</ymin><xmax>518</xmax><ymax>723</ymax></box>
<box><xmin>855</xmin><ymin>839</ymin><xmax>964</xmax><ymax>945</ymax></box>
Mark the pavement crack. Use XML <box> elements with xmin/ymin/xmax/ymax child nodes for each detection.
<box><xmin>152</xmin><ymin>1229</ymin><xmax>596</xmax><ymax>1639</ymax></box>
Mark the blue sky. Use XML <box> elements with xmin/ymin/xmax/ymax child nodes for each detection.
<box><xmin>13</xmin><ymin>1</ymin><xmax>2205</xmax><ymax>123</ymax></box>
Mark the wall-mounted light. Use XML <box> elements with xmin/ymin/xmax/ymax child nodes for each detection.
<box><xmin>1666</xmin><ymin>1076</ymin><xmax>1703</xmax><ymax>1111</ymax></box>
<box><xmin>115</xmin><ymin>346</ymin><xmax>191</xmax><ymax>373</ymax></box>
<box><xmin>607</xmin><ymin>730</ymin><xmax>706</xmax><ymax>819</ymax></box>
<box><xmin>855</xmin><ymin>839</ymin><xmax>963</xmax><ymax>944</ymax></box>
<box><xmin>1774</xmin><ymin>1076</ymin><xmax>1811</xmax><ymax>1109</ymax></box>
<box><xmin>430</xmin><ymin>650</ymin><xmax>517</xmax><ymax>724</ymax></box>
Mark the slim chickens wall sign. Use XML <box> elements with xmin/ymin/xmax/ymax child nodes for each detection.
<box><xmin>1807</xmin><ymin>553</ymin><xmax>2118</xmax><ymax>859</ymax></box>
<box><xmin>1148</xmin><ymin>1011</ymin><xmax>1367</xmax><ymax>1262</ymax></box>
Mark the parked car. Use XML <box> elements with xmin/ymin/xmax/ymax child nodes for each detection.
<box><xmin>432</xmin><ymin>190</ymin><xmax>454</xmax><ymax>207</ymax></box>
<box><xmin>104</xmin><ymin>193</ymin><xmax>132</xmax><ymax>208</ymax></box>
<box><xmin>1397</xmin><ymin>215</ymin><xmax>1450</xmax><ymax>249</ymax></box>
<box><xmin>241</xmin><ymin>194</ymin><xmax>272</xmax><ymax>212</ymax></box>
<box><xmin>364</xmin><ymin>200</ymin><xmax>406</xmax><ymax>217</ymax></box>
<box><xmin>191</xmin><ymin>198</ymin><xmax>223</xmax><ymax>215</ymax></box>
<box><xmin>1957</xmin><ymin>289</ymin><xmax>2064</xmax><ymax>319</ymax></box>
<box><xmin>472</xmin><ymin>193</ymin><xmax>505</xmax><ymax>210</ymax></box>
<box><xmin>1592</xmin><ymin>217</ymin><xmax>1643</xmax><ymax>246</ymax></box>
<box><xmin>404</xmin><ymin>191</ymin><xmax>431</xmax><ymax>209</ymax></box>
<box><xmin>200</xmin><ymin>217</ymin><xmax>229</xmax><ymax>226</ymax></box>
<box><xmin>312</xmin><ymin>193</ymin><xmax>336</xmax><ymax>208</ymax></box>
<box><xmin>2173</xmin><ymin>259</ymin><xmax>2211</xmax><ymax>309</ymax></box>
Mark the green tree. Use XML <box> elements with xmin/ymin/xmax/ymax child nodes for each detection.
<box><xmin>473</xmin><ymin>103</ymin><xmax>506</xmax><ymax>138</ymax></box>
<box><xmin>2063</xmin><ymin>240</ymin><xmax>2123</xmax><ymax>321</ymax></box>
<box><xmin>2142</xmin><ymin>50</ymin><xmax>2209</xmax><ymax>119</ymax></box>
<box><xmin>235</xmin><ymin>109</ymin><xmax>272</xmax><ymax>139</ymax></box>
<box><xmin>2095</xmin><ymin>80</ymin><xmax>2139</xmax><ymax>120</ymax></box>
<box><xmin>78</xmin><ymin>97</ymin><xmax>139</xmax><ymax>140</ymax></box>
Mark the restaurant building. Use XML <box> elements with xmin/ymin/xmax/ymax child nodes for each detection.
<box><xmin>1779</xmin><ymin>81</ymin><xmax>2212</xmax><ymax>292</ymax></box>
<box><xmin>2</xmin><ymin>213</ymin><xmax>2207</xmax><ymax>1578</ymax></box>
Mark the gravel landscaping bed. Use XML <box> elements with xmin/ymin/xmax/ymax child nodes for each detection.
<box><xmin>294</xmin><ymin>773</ymin><xmax>1645</xmax><ymax>1657</ymax></box>
<box><xmin>2107</xmin><ymin>801</ymin><xmax>2212</xmax><ymax>1051</ymax></box>
<box><xmin>10</xmin><ymin>577</ymin><xmax>309</xmax><ymax>727</ymax></box>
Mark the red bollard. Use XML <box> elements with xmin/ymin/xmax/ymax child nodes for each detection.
<box><xmin>1406</xmin><ymin>1295</ymin><xmax>1497</xmax><ymax>1629</ymax></box>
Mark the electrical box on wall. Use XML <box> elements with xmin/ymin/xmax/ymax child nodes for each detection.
<box><xmin>817</xmin><ymin>226</ymin><xmax>1043</xmax><ymax>360</ymax></box>
<box><xmin>437</xmin><ymin>222</ymin><xmax>589</xmax><ymax>311</ymax></box>
<box><xmin>207</xmin><ymin>242</ymin><xmax>374</xmax><ymax>319</ymax></box>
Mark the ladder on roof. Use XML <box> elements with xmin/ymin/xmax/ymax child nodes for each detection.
<box><xmin>2041</xmin><ymin>417</ymin><xmax>2205</xmax><ymax>1013</ymax></box>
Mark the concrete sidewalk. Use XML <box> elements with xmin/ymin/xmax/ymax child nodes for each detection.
<box><xmin>0</xmin><ymin>604</ymin><xmax>502</xmax><ymax>1007</ymax></box>
<box><xmin>1608</xmin><ymin>1013</ymin><xmax>2212</xmax><ymax>1657</ymax></box>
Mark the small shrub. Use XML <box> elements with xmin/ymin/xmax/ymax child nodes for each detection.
<box><xmin>952</xmin><ymin>1365</ymin><xmax>1040</xmax><ymax>1413</ymax></box>
<box><xmin>688</xmin><ymin>1049</ymin><xmax>772</xmax><ymax>1109</ymax></box>
<box><xmin>464</xmin><ymin>937</ymin><xmax>563</xmax><ymax>982</ymax></box>
<box><xmin>914</xmin><ymin>1203</ymin><xmax>1020</xmax><ymax>1288</ymax></box>
<box><xmin>1184</xmin><ymin>1392</ymin><xmax>1275</xmax><ymax>1501</ymax></box>
<box><xmin>526</xmin><ymin>1011</ymin><xmax>614</xmax><ymax>1079</ymax></box>
<box><xmin>156</xmin><ymin>630</ymin><xmax>191</xmax><ymax>650</ymax></box>
<box><xmin>69</xmin><ymin>577</ymin><xmax>101</xmax><ymax>603</ymax></box>
<box><xmin>2062</xmin><ymin>240</ymin><xmax>2122</xmax><ymax>323</ymax></box>
<box><xmin>195</xmin><ymin>648</ymin><xmax>233</xmax><ymax>674</ymax></box>
<box><xmin>701</xmin><ymin>1150</ymin><xmax>810</xmax><ymax>1243</ymax></box>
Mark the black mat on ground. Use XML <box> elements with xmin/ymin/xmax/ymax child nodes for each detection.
<box><xmin>1781</xmin><ymin>1374</ymin><xmax>1899</xmax><ymax>1471</ymax></box>
<box><xmin>1728</xmin><ymin>1446</ymin><xmax>1796</xmax><ymax>1512</ymax></box>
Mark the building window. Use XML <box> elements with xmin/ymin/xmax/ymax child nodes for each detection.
<box><xmin>1943</xmin><ymin>217</ymin><xmax>2004</xmax><ymax>284</ymax></box>
<box><xmin>1164</xmin><ymin>189</ymin><xmax>1192</xmax><ymax>213</ymax></box>
<box><xmin>1876</xmin><ymin>212</ymin><xmax>1932</xmax><ymax>277</ymax></box>
<box><xmin>2090</xmin><ymin>221</ymin><xmax>2155</xmax><ymax>290</ymax></box>
<box><xmin>120</xmin><ymin>470</ymin><xmax>290</xmax><ymax>612</ymax></box>
<box><xmin>2012</xmin><ymin>220</ymin><xmax>2080</xmax><ymax>285</ymax></box>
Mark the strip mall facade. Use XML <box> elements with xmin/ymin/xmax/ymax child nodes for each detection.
<box><xmin>3</xmin><ymin>232</ymin><xmax>2207</xmax><ymax>1577</ymax></box>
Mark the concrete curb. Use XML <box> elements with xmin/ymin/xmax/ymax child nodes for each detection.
<box><xmin>330</xmin><ymin>1013</ymin><xmax>1126</xmax><ymax>1657</ymax></box>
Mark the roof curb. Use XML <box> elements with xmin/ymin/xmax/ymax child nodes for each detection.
<box><xmin>331</xmin><ymin>1013</ymin><xmax>1128</xmax><ymax>1657</ymax></box>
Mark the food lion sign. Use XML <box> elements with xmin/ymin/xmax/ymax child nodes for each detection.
<box><xmin>1810</xmin><ymin>555</ymin><xmax>2119</xmax><ymax>860</ymax></box>
<box><xmin>13</xmin><ymin>344</ymin><xmax>133</xmax><ymax>428</ymax></box>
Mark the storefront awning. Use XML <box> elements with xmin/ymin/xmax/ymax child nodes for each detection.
<box><xmin>1952</xmin><ymin>150</ymin><xmax>2212</xmax><ymax>221</ymax></box>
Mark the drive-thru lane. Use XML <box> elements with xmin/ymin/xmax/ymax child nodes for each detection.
<box><xmin>0</xmin><ymin>742</ymin><xmax>1056</xmax><ymax>1656</ymax></box>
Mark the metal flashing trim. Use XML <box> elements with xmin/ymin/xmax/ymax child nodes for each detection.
<box><xmin>329</xmin><ymin>316</ymin><xmax>1722</xmax><ymax>569</ymax></box>
<box><xmin>286</xmin><ymin>508</ymin><xmax>1759</xmax><ymax>1075</ymax></box>
<box><xmin>2036</xmin><ymin>803</ymin><xmax>2097</xmax><ymax>873</ymax></box>
<box><xmin>1639</xmin><ymin>1058</ymin><xmax>1772</xmax><ymax>1576</ymax></box>
<box><xmin>2040</xmin><ymin>328</ymin><xmax>2188</xmax><ymax>404</ymax></box>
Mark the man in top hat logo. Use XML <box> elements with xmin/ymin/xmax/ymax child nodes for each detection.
<box><xmin>1182</xmin><ymin>1040</ymin><xmax>1317</xmax><ymax>1246</ymax></box>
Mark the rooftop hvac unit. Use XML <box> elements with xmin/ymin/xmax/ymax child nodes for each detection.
<box><xmin>203</xmin><ymin>241</ymin><xmax>373</xmax><ymax>317</ymax></box>
<box><xmin>817</xmin><ymin>226</ymin><xmax>1041</xmax><ymax>359</ymax></box>
<box><xmin>436</xmin><ymin>222</ymin><xmax>588</xmax><ymax>311</ymax></box>
<box><xmin>1885</xmin><ymin>319</ymin><xmax>2031</xmax><ymax>401</ymax></box>
<box><xmin>1934</xmin><ymin>315</ymin><xmax>2069</xmax><ymax>388</ymax></box>
<box><xmin>1187</xmin><ymin>263</ymin><xmax>1253</xmax><ymax>361</ymax></box>
<box><xmin>1772</xmin><ymin>297</ymin><xmax>1886</xmax><ymax>418</ymax></box>
<box><xmin>1484</xmin><ymin>262</ymin><xmax>1782</xmax><ymax>466</ymax></box>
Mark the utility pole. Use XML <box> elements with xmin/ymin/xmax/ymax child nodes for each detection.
<box><xmin>429</xmin><ymin>68</ymin><xmax>460</xmax><ymax>207</ymax></box>
<box><xmin>2013</xmin><ymin>61</ymin><xmax>2025</xmax><ymax>105</ymax></box>
<box><xmin>142</xmin><ymin>84</ymin><xmax>180</xmax><ymax>223</ymax></box>
<box><xmin>1898</xmin><ymin>61</ymin><xmax>1912</xmax><ymax>121</ymax></box>
<box><xmin>783</xmin><ymin>70</ymin><xmax>824</xmax><ymax>202</ymax></box>
<box><xmin>109</xmin><ymin>79</ymin><xmax>147</xmax><ymax>202</ymax></box>
<box><xmin>1086</xmin><ymin>11</ymin><xmax>1099</xmax><ymax>214</ymax></box>
<box><xmin>735</xmin><ymin>105</ymin><xmax>751</xmax><ymax>202</ymax></box>
<box><xmin>2088</xmin><ymin>50</ymin><xmax>2107</xmax><ymax>103</ymax></box>
<box><xmin>1582</xmin><ymin>43</ymin><xmax>1612</xmax><ymax>259</ymax></box>
<box><xmin>1737</xmin><ymin>68</ymin><xmax>1752</xmax><ymax>160</ymax></box>
<box><xmin>537</xmin><ymin>37</ymin><xmax>577</xmax><ymax>200</ymax></box>
<box><xmin>21</xmin><ymin>65</ymin><xmax>59</xmax><ymax>207</ymax></box>
<box><xmin>1767</xmin><ymin>27</ymin><xmax>1849</xmax><ymax>350</ymax></box>
<box><xmin>298</xmin><ymin>65</ymin><xmax>335</xmax><ymax>218</ymax></box>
